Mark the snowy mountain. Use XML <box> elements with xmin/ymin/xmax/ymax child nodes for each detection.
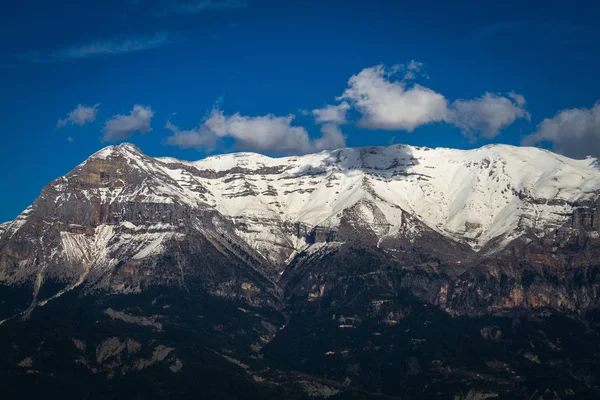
<box><xmin>8</xmin><ymin>142</ymin><xmax>597</xmax><ymax>265</ymax></box>
<box><xmin>3</xmin><ymin>143</ymin><xmax>600</xmax><ymax>398</ymax></box>
<box><xmin>1</xmin><ymin>142</ymin><xmax>598</xmax><ymax>311</ymax></box>
<box><xmin>1</xmin><ymin>143</ymin><xmax>599</xmax><ymax>278</ymax></box>
<box><xmin>156</xmin><ymin>143</ymin><xmax>600</xmax><ymax>255</ymax></box>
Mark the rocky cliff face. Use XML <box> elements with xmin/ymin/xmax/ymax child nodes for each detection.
<box><xmin>2</xmin><ymin>143</ymin><xmax>600</xmax><ymax>399</ymax></box>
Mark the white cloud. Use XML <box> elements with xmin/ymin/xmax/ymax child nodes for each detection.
<box><xmin>203</xmin><ymin>110</ymin><xmax>312</xmax><ymax>153</ymax></box>
<box><xmin>521</xmin><ymin>101</ymin><xmax>600</xmax><ymax>159</ymax></box>
<box><xmin>448</xmin><ymin>92</ymin><xmax>530</xmax><ymax>141</ymax></box>
<box><xmin>103</xmin><ymin>105</ymin><xmax>154</xmax><ymax>142</ymax></box>
<box><xmin>165</xmin><ymin>62</ymin><xmax>529</xmax><ymax>155</ymax></box>
<box><xmin>19</xmin><ymin>33</ymin><xmax>175</xmax><ymax>63</ymax></box>
<box><xmin>337</xmin><ymin>64</ymin><xmax>449</xmax><ymax>131</ymax></box>
<box><xmin>313</xmin><ymin>123</ymin><xmax>346</xmax><ymax>151</ymax></box>
<box><xmin>164</xmin><ymin>120</ymin><xmax>217</xmax><ymax>150</ymax></box>
<box><xmin>332</xmin><ymin>63</ymin><xmax>528</xmax><ymax>140</ymax></box>
<box><xmin>166</xmin><ymin>109</ymin><xmax>346</xmax><ymax>154</ymax></box>
<box><xmin>56</xmin><ymin>104</ymin><xmax>99</xmax><ymax>128</ymax></box>
<box><xmin>403</xmin><ymin>60</ymin><xmax>426</xmax><ymax>80</ymax></box>
<box><xmin>508</xmin><ymin>90</ymin><xmax>526</xmax><ymax>107</ymax></box>
<box><xmin>312</xmin><ymin>102</ymin><xmax>350</xmax><ymax>124</ymax></box>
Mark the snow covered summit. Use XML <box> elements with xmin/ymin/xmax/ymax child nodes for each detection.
<box><xmin>152</xmin><ymin>143</ymin><xmax>600</xmax><ymax>255</ymax></box>
<box><xmin>3</xmin><ymin>142</ymin><xmax>600</xmax><ymax>271</ymax></box>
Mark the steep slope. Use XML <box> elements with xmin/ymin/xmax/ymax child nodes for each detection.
<box><xmin>3</xmin><ymin>143</ymin><xmax>600</xmax><ymax>399</ymax></box>
<box><xmin>2</xmin><ymin>143</ymin><xmax>600</xmax><ymax>310</ymax></box>
<box><xmin>0</xmin><ymin>144</ymin><xmax>280</xmax><ymax>323</ymax></box>
<box><xmin>152</xmin><ymin>144</ymin><xmax>600</xmax><ymax>263</ymax></box>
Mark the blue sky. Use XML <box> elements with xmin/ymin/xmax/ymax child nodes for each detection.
<box><xmin>1</xmin><ymin>0</ymin><xmax>599</xmax><ymax>222</ymax></box>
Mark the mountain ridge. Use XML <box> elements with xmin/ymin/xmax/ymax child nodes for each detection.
<box><xmin>3</xmin><ymin>142</ymin><xmax>600</xmax><ymax>398</ymax></box>
<box><xmin>2</xmin><ymin>141</ymin><xmax>599</xmax><ymax>314</ymax></box>
<box><xmin>6</xmin><ymin>142</ymin><xmax>598</xmax><ymax>259</ymax></box>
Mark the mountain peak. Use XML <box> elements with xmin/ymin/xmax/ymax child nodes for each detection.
<box><xmin>89</xmin><ymin>143</ymin><xmax>143</xmax><ymax>160</ymax></box>
<box><xmin>12</xmin><ymin>142</ymin><xmax>600</xmax><ymax>262</ymax></box>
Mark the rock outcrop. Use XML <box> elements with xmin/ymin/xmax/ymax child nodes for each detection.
<box><xmin>2</xmin><ymin>143</ymin><xmax>600</xmax><ymax>399</ymax></box>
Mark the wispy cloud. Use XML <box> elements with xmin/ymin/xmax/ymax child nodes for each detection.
<box><xmin>57</xmin><ymin>104</ymin><xmax>100</xmax><ymax>129</ymax></box>
<box><xmin>312</xmin><ymin>102</ymin><xmax>350</xmax><ymax>124</ymax></box>
<box><xmin>103</xmin><ymin>105</ymin><xmax>154</xmax><ymax>142</ymax></box>
<box><xmin>129</xmin><ymin>0</ymin><xmax>247</xmax><ymax>16</ymax></box>
<box><xmin>18</xmin><ymin>32</ymin><xmax>177</xmax><ymax>63</ymax></box>
<box><xmin>448</xmin><ymin>92</ymin><xmax>530</xmax><ymax>142</ymax></box>
<box><xmin>166</xmin><ymin>108</ymin><xmax>345</xmax><ymax>154</ymax></box>
<box><xmin>522</xmin><ymin>101</ymin><xmax>600</xmax><ymax>159</ymax></box>
<box><xmin>160</xmin><ymin>0</ymin><xmax>248</xmax><ymax>15</ymax></box>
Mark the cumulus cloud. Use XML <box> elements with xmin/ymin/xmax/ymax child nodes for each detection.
<box><xmin>166</xmin><ymin>109</ymin><xmax>346</xmax><ymax>154</ymax></box>
<box><xmin>312</xmin><ymin>102</ymin><xmax>350</xmax><ymax>124</ymax></box>
<box><xmin>448</xmin><ymin>92</ymin><xmax>530</xmax><ymax>141</ymax></box>
<box><xmin>313</xmin><ymin>123</ymin><xmax>347</xmax><ymax>151</ymax></box>
<box><xmin>19</xmin><ymin>33</ymin><xmax>175</xmax><ymax>63</ymax></box>
<box><xmin>521</xmin><ymin>102</ymin><xmax>600</xmax><ymax>159</ymax></box>
<box><xmin>56</xmin><ymin>104</ymin><xmax>99</xmax><ymax>128</ymax></box>
<box><xmin>330</xmin><ymin>63</ymin><xmax>527</xmax><ymax>140</ymax></box>
<box><xmin>202</xmin><ymin>110</ymin><xmax>312</xmax><ymax>153</ymax></box>
<box><xmin>508</xmin><ymin>90</ymin><xmax>526</xmax><ymax>107</ymax></box>
<box><xmin>337</xmin><ymin>64</ymin><xmax>449</xmax><ymax>131</ymax></box>
<box><xmin>103</xmin><ymin>105</ymin><xmax>154</xmax><ymax>142</ymax></box>
<box><xmin>164</xmin><ymin>120</ymin><xmax>217</xmax><ymax>150</ymax></box>
<box><xmin>164</xmin><ymin>62</ymin><xmax>529</xmax><ymax>155</ymax></box>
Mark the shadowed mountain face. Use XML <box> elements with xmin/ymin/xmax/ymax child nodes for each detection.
<box><xmin>2</xmin><ymin>143</ymin><xmax>600</xmax><ymax>399</ymax></box>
